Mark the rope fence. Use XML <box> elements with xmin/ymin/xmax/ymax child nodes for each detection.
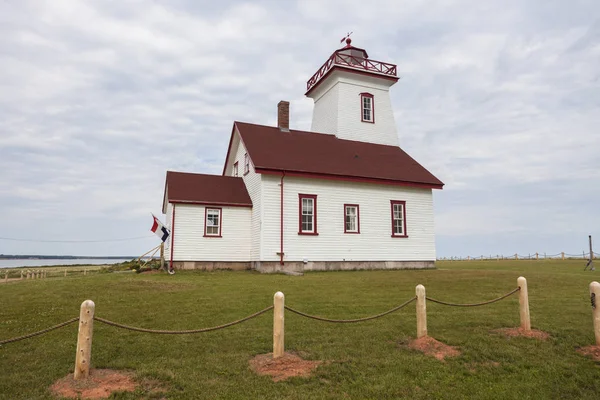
<box><xmin>2</xmin><ymin>277</ymin><xmax>600</xmax><ymax>381</ymax></box>
<box><xmin>0</xmin><ymin>318</ymin><xmax>79</xmax><ymax>345</ymax></box>
<box><xmin>93</xmin><ymin>306</ymin><xmax>273</xmax><ymax>334</ymax></box>
<box><xmin>425</xmin><ymin>287</ymin><xmax>520</xmax><ymax>307</ymax></box>
<box><xmin>284</xmin><ymin>297</ymin><xmax>416</xmax><ymax>323</ymax></box>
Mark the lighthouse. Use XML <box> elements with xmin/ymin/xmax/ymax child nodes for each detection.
<box><xmin>306</xmin><ymin>38</ymin><xmax>400</xmax><ymax>147</ymax></box>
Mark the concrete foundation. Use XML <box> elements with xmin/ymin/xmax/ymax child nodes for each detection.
<box><xmin>253</xmin><ymin>260</ymin><xmax>435</xmax><ymax>274</ymax></box>
<box><xmin>172</xmin><ymin>260</ymin><xmax>435</xmax><ymax>273</ymax></box>
<box><xmin>172</xmin><ymin>261</ymin><xmax>251</xmax><ymax>271</ymax></box>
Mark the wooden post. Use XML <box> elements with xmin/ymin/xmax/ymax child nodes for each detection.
<box><xmin>74</xmin><ymin>300</ymin><xmax>95</xmax><ymax>380</ymax></box>
<box><xmin>535</xmin><ymin>252</ymin><xmax>538</xmax><ymax>261</ymax></box>
<box><xmin>416</xmin><ymin>284</ymin><xmax>427</xmax><ymax>338</ymax></box>
<box><xmin>160</xmin><ymin>242</ymin><xmax>165</xmax><ymax>271</ymax></box>
<box><xmin>517</xmin><ymin>277</ymin><xmax>531</xmax><ymax>331</ymax></box>
<box><xmin>273</xmin><ymin>291</ymin><xmax>285</xmax><ymax>359</ymax></box>
<box><xmin>589</xmin><ymin>235</ymin><xmax>594</xmax><ymax>265</ymax></box>
<box><xmin>591</xmin><ymin>282</ymin><xmax>600</xmax><ymax>346</ymax></box>
<box><xmin>515</xmin><ymin>254</ymin><xmax>518</xmax><ymax>260</ymax></box>
<box><xmin>562</xmin><ymin>252</ymin><xmax>565</xmax><ymax>260</ymax></box>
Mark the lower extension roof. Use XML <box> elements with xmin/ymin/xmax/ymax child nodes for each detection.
<box><xmin>163</xmin><ymin>171</ymin><xmax>252</xmax><ymax>212</ymax></box>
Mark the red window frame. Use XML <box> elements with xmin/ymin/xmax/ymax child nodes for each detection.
<box><xmin>298</xmin><ymin>194</ymin><xmax>318</xmax><ymax>235</ymax></box>
<box><xmin>204</xmin><ymin>207</ymin><xmax>222</xmax><ymax>237</ymax></box>
<box><xmin>390</xmin><ymin>200</ymin><xmax>407</xmax><ymax>238</ymax></box>
<box><xmin>360</xmin><ymin>92</ymin><xmax>374</xmax><ymax>123</ymax></box>
<box><xmin>233</xmin><ymin>162</ymin><xmax>238</xmax><ymax>177</ymax></box>
<box><xmin>343</xmin><ymin>204</ymin><xmax>360</xmax><ymax>234</ymax></box>
<box><xmin>244</xmin><ymin>153</ymin><xmax>250</xmax><ymax>175</ymax></box>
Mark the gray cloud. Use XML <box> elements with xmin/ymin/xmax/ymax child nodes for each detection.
<box><xmin>0</xmin><ymin>0</ymin><xmax>598</xmax><ymax>257</ymax></box>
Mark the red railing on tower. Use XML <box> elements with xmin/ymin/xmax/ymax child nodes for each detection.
<box><xmin>306</xmin><ymin>52</ymin><xmax>397</xmax><ymax>92</ymax></box>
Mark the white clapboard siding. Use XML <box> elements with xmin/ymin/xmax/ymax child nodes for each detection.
<box><xmin>164</xmin><ymin>203</ymin><xmax>173</xmax><ymax>255</ymax></box>
<box><xmin>260</xmin><ymin>175</ymin><xmax>435</xmax><ymax>262</ymax></box>
<box><xmin>310</xmin><ymin>80</ymin><xmax>339</xmax><ymax>135</ymax></box>
<box><xmin>172</xmin><ymin>204</ymin><xmax>251</xmax><ymax>261</ymax></box>
<box><xmin>228</xmin><ymin>128</ymin><xmax>262</xmax><ymax>261</ymax></box>
<box><xmin>310</xmin><ymin>71</ymin><xmax>399</xmax><ymax>147</ymax></box>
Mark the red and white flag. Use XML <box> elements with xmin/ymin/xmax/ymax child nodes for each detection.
<box><xmin>150</xmin><ymin>214</ymin><xmax>170</xmax><ymax>242</ymax></box>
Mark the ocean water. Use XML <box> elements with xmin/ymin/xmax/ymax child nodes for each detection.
<box><xmin>0</xmin><ymin>259</ymin><xmax>132</xmax><ymax>269</ymax></box>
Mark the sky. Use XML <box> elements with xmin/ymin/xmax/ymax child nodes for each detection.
<box><xmin>0</xmin><ymin>0</ymin><xmax>598</xmax><ymax>258</ymax></box>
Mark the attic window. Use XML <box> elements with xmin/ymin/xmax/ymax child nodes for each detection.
<box><xmin>233</xmin><ymin>162</ymin><xmax>238</xmax><ymax>177</ymax></box>
<box><xmin>360</xmin><ymin>93</ymin><xmax>374</xmax><ymax>123</ymax></box>
<box><xmin>244</xmin><ymin>153</ymin><xmax>250</xmax><ymax>175</ymax></box>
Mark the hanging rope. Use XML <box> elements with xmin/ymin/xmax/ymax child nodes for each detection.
<box><xmin>0</xmin><ymin>317</ymin><xmax>79</xmax><ymax>345</ymax></box>
<box><xmin>284</xmin><ymin>297</ymin><xmax>416</xmax><ymax>323</ymax></box>
<box><xmin>425</xmin><ymin>287</ymin><xmax>520</xmax><ymax>307</ymax></box>
<box><xmin>93</xmin><ymin>306</ymin><xmax>273</xmax><ymax>334</ymax></box>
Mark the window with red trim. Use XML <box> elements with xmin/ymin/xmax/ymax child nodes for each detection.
<box><xmin>360</xmin><ymin>92</ymin><xmax>374</xmax><ymax>123</ymax></box>
<box><xmin>344</xmin><ymin>204</ymin><xmax>360</xmax><ymax>233</ymax></box>
<box><xmin>204</xmin><ymin>208</ymin><xmax>222</xmax><ymax>237</ymax></box>
<box><xmin>298</xmin><ymin>194</ymin><xmax>318</xmax><ymax>235</ymax></box>
<box><xmin>244</xmin><ymin>153</ymin><xmax>250</xmax><ymax>175</ymax></box>
<box><xmin>233</xmin><ymin>162</ymin><xmax>238</xmax><ymax>177</ymax></box>
<box><xmin>391</xmin><ymin>200</ymin><xmax>407</xmax><ymax>237</ymax></box>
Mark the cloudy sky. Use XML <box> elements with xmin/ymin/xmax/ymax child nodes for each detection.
<box><xmin>1</xmin><ymin>0</ymin><xmax>598</xmax><ymax>258</ymax></box>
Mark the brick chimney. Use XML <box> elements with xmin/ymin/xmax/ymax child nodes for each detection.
<box><xmin>277</xmin><ymin>101</ymin><xmax>290</xmax><ymax>131</ymax></box>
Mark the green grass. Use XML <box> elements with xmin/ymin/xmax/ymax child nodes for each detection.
<box><xmin>1</xmin><ymin>260</ymin><xmax>599</xmax><ymax>399</ymax></box>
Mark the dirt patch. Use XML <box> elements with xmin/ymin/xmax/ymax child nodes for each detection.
<box><xmin>407</xmin><ymin>336</ymin><xmax>461</xmax><ymax>361</ymax></box>
<box><xmin>494</xmin><ymin>327</ymin><xmax>550</xmax><ymax>340</ymax></box>
<box><xmin>249</xmin><ymin>352</ymin><xmax>322</xmax><ymax>381</ymax></box>
<box><xmin>50</xmin><ymin>369</ymin><xmax>137</xmax><ymax>399</ymax></box>
<box><xmin>577</xmin><ymin>345</ymin><xmax>600</xmax><ymax>361</ymax></box>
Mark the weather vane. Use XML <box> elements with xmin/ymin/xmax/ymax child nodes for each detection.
<box><xmin>340</xmin><ymin>32</ymin><xmax>353</xmax><ymax>44</ymax></box>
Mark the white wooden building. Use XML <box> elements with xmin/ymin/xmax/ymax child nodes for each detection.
<box><xmin>162</xmin><ymin>39</ymin><xmax>444</xmax><ymax>272</ymax></box>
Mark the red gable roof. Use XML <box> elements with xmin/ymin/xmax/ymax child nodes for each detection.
<box><xmin>164</xmin><ymin>171</ymin><xmax>252</xmax><ymax>210</ymax></box>
<box><xmin>230</xmin><ymin>122</ymin><xmax>443</xmax><ymax>189</ymax></box>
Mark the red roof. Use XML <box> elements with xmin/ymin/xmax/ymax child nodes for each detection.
<box><xmin>164</xmin><ymin>171</ymin><xmax>252</xmax><ymax>210</ymax></box>
<box><xmin>230</xmin><ymin>122</ymin><xmax>443</xmax><ymax>189</ymax></box>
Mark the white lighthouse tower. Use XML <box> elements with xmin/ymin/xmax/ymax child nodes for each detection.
<box><xmin>306</xmin><ymin>38</ymin><xmax>400</xmax><ymax>147</ymax></box>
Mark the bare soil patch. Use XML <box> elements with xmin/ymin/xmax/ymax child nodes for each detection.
<box><xmin>249</xmin><ymin>352</ymin><xmax>322</xmax><ymax>381</ymax></box>
<box><xmin>494</xmin><ymin>327</ymin><xmax>550</xmax><ymax>340</ymax></box>
<box><xmin>50</xmin><ymin>369</ymin><xmax>137</xmax><ymax>399</ymax></box>
<box><xmin>407</xmin><ymin>336</ymin><xmax>461</xmax><ymax>361</ymax></box>
<box><xmin>577</xmin><ymin>345</ymin><xmax>600</xmax><ymax>361</ymax></box>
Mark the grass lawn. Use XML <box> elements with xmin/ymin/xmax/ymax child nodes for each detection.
<box><xmin>1</xmin><ymin>260</ymin><xmax>599</xmax><ymax>399</ymax></box>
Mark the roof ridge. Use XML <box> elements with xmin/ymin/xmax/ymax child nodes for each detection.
<box><xmin>234</xmin><ymin>121</ymin><xmax>407</xmax><ymax>151</ymax></box>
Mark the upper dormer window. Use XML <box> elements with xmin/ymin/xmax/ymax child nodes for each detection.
<box><xmin>360</xmin><ymin>93</ymin><xmax>374</xmax><ymax>123</ymax></box>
